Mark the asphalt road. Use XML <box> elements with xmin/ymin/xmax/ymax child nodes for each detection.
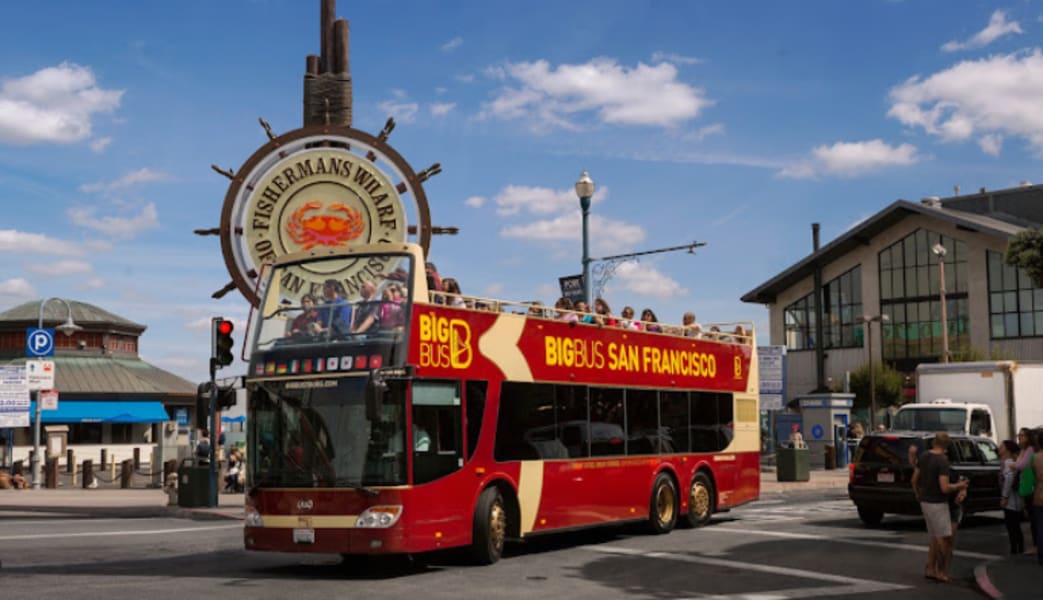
<box><xmin>0</xmin><ymin>490</ymin><xmax>1013</xmax><ymax>599</ymax></box>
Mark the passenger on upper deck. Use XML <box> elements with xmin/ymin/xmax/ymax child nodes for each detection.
<box><xmin>576</xmin><ymin>301</ymin><xmax>594</xmax><ymax>324</ymax></box>
<box><xmin>426</xmin><ymin>262</ymin><xmax>442</xmax><ymax>295</ymax></box>
<box><xmin>732</xmin><ymin>324</ymin><xmax>748</xmax><ymax>343</ymax></box>
<box><xmin>317</xmin><ymin>279</ymin><xmax>352</xmax><ymax>336</ymax></box>
<box><xmin>351</xmin><ymin>280</ymin><xmax>380</xmax><ymax>334</ymax></box>
<box><xmin>619</xmin><ymin>306</ymin><xmax>641</xmax><ymax>330</ymax></box>
<box><xmin>289</xmin><ymin>294</ymin><xmax>322</xmax><ymax>336</ymax></box>
<box><xmin>640</xmin><ymin>308</ymin><xmax>661</xmax><ymax>333</ymax></box>
<box><xmin>441</xmin><ymin>278</ymin><xmax>466</xmax><ymax>308</ymax></box>
<box><xmin>592</xmin><ymin>298</ymin><xmax>617</xmax><ymax>327</ymax></box>
<box><xmin>555</xmin><ymin>297</ymin><xmax>578</xmax><ymax>323</ymax></box>
<box><xmin>681</xmin><ymin>311</ymin><xmax>702</xmax><ymax>338</ymax></box>
<box><xmin>379</xmin><ymin>283</ymin><xmax>406</xmax><ymax>330</ymax></box>
<box><xmin>528</xmin><ymin>301</ymin><xmax>546</xmax><ymax>318</ymax></box>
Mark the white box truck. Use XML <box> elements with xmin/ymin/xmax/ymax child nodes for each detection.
<box><xmin>892</xmin><ymin>361</ymin><xmax>1043</xmax><ymax>443</ymax></box>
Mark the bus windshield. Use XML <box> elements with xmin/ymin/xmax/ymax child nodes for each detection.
<box><xmin>250</xmin><ymin>252</ymin><xmax>415</xmax><ymax>375</ymax></box>
<box><xmin>248</xmin><ymin>376</ymin><xmax>408</xmax><ymax>488</ymax></box>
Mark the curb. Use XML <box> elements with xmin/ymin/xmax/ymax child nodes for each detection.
<box><xmin>165</xmin><ymin>506</ymin><xmax>245</xmax><ymax>522</ymax></box>
<box><xmin>974</xmin><ymin>562</ymin><xmax>1003</xmax><ymax>600</ymax></box>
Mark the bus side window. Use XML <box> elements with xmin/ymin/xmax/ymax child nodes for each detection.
<box><xmin>465</xmin><ymin>381</ymin><xmax>487</xmax><ymax>460</ymax></box>
<box><xmin>412</xmin><ymin>381</ymin><xmax>463</xmax><ymax>484</ymax></box>
<box><xmin>589</xmin><ymin>387</ymin><xmax>625</xmax><ymax>457</ymax></box>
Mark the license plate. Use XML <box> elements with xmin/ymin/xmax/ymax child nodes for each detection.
<box><xmin>293</xmin><ymin>528</ymin><xmax>315</xmax><ymax>544</ymax></box>
<box><xmin>877</xmin><ymin>472</ymin><xmax>894</xmax><ymax>483</ymax></box>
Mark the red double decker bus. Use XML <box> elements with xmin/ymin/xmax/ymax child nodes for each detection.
<box><xmin>243</xmin><ymin>243</ymin><xmax>759</xmax><ymax>563</ymax></box>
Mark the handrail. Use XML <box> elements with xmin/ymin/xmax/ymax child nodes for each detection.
<box><xmin>427</xmin><ymin>291</ymin><xmax>754</xmax><ymax>346</ymax></box>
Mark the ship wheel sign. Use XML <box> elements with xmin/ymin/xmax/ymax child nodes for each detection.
<box><xmin>208</xmin><ymin>119</ymin><xmax>441</xmax><ymax>307</ymax></box>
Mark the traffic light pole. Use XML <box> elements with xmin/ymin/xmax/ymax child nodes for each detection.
<box><xmin>208</xmin><ymin>358</ymin><xmax>218</xmax><ymax>508</ymax></box>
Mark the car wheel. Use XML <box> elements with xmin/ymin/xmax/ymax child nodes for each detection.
<box><xmin>857</xmin><ymin>506</ymin><xmax>884</xmax><ymax>527</ymax></box>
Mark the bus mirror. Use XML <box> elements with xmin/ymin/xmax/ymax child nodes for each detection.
<box><xmin>366</xmin><ymin>372</ymin><xmax>388</xmax><ymax>422</ymax></box>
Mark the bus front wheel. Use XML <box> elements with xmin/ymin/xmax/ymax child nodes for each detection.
<box><xmin>681</xmin><ymin>472</ymin><xmax>714</xmax><ymax>528</ymax></box>
<box><xmin>471</xmin><ymin>487</ymin><xmax>507</xmax><ymax>564</ymax></box>
<box><xmin>648</xmin><ymin>472</ymin><xmax>679</xmax><ymax>534</ymax></box>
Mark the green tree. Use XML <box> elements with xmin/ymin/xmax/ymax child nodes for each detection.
<box><xmin>1005</xmin><ymin>228</ymin><xmax>1043</xmax><ymax>288</ymax></box>
<box><xmin>849</xmin><ymin>362</ymin><xmax>904</xmax><ymax>415</ymax></box>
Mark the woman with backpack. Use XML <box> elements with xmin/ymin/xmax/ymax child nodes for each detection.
<box><xmin>999</xmin><ymin>440</ymin><xmax>1025</xmax><ymax>554</ymax></box>
<box><xmin>1010</xmin><ymin>428</ymin><xmax>1037</xmax><ymax>554</ymax></box>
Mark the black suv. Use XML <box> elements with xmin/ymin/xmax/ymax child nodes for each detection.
<box><xmin>848</xmin><ymin>431</ymin><xmax>1002</xmax><ymax>526</ymax></box>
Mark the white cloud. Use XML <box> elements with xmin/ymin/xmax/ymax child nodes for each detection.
<box><xmin>77</xmin><ymin>277</ymin><xmax>106</xmax><ymax>290</ymax></box>
<box><xmin>494</xmin><ymin>184</ymin><xmax>608</xmax><ymax>216</ymax></box>
<box><xmin>501</xmin><ymin>212</ymin><xmax>645</xmax><ymax>254</ymax></box>
<box><xmin>67</xmin><ymin>202</ymin><xmax>159</xmax><ymax>238</ymax></box>
<box><xmin>0</xmin><ymin>277</ymin><xmax>36</xmax><ymax>304</ymax></box>
<box><xmin>79</xmin><ymin>168</ymin><xmax>171</xmax><ymax>194</ymax></box>
<box><xmin>0</xmin><ymin>62</ymin><xmax>123</xmax><ymax>145</ymax></box>
<box><xmin>89</xmin><ymin>136</ymin><xmax>112</xmax><ymax>153</ymax></box>
<box><xmin>651</xmin><ymin>51</ymin><xmax>703</xmax><ymax>66</ymax></box>
<box><xmin>978</xmin><ymin>133</ymin><xmax>1003</xmax><ymax>156</ymax></box>
<box><xmin>434</xmin><ymin>86</ymin><xmax>447</xmax><ymax>94</ymax></box>
<box><xmin>778</xmin><ymin>139</ymin><xmax>920</xmax><ymax>178</ymax></box>
<box><xmin>610</xmin><ymin>262</ymin><xmax>688</xmax><ymax>299</ymax></box>
<box><xmin>683</xmin><ymin>123</ymin><xmax>725</xmax><ymax>141</ymax></box>
<box><xmin>482</xmin><ymin>282</ymin><xmax>505</xmax><ymax>297</ymax></box>
<box><xmin>26</xmin><ymin>260</ymin><xmax>93</xmax><ymax>277</ymax></box>
<box><xmin>377</xmin><ymin>99</ymin><xmax>419</xmax><ymax>124</ymax></box>
<box><xmin>482</xmin><ymin>58</ymin><xmax>712</xmax><ymax>130</ymax></box>
<box><xmin>441</xmin><ymin>36</ymin><xmax>463</xmax><ymax>52</ymax></box>
<box><xmin>941</xmin><ymin>10</ymin><xmax>1022</xmax><ymax>52</ymax></box>
<box><xmin>0</xmin><ymin>229</ymin><xmax>84</xmax><ymax>256</ymax></box>
<box><xmin>455</xmin><ymin>73</ymin><xmax>476</xmax><ymax>83</ymax></box>
<box><xmin>429</xmin><ymin>102</ymin><xmax>456</xmax><ymax>117</ymax></box>
<box><xmin>888</xmin><ymin>50</ymin><xmax>1043</xmax><ymax>153</ymax></box>
<box><xmin>464</xmin><ymin>195</ymin><xmax>485</xmax><ymax>208</ymax></box>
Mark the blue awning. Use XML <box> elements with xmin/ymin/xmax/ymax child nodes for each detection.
<box><xmin>29</xmin><ymin>400</ymin><xmax>170</xmax><ymax>424</ymax></box>
<box><xmin>221</xmin><ymin>415</ymin><xmax>246</xmax><ymax>423</ymax></box>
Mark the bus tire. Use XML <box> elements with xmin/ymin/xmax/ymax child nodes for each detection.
<box><xmin>648</xmin><ymin>472</ymin><xmax>679</xmax><ymax>534</ymax></box>
<box><xmin>857</xmin><ymin>506</ymin><xmax>884</xmax><ymax>527</ymax></box>
<box><xmin>470</xmin><ymin>487</ymin><xmax>507</xmax><ymax>564</ymax></box>
<box><xmin>681</xmin><ymin>472</ymin><xmax>714</xmax><ymax>528</ymax></box>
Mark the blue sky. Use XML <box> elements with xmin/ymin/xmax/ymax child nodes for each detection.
<box><xmin>1</xmin><ymin>1</ymin><xmax>1042</xmax><ymax>384</ymax></box>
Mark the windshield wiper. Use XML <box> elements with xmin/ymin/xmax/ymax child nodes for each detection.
<box><xmin>335</xmin><ymin>479</ymin><xmax>379</xmax><ymax>497</ymax></box>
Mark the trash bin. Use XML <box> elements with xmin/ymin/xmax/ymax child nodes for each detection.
<box><xmin>177</xmin><ymin>458</ymin><xmax>211</xmax><ymax>508</ymax></box>
<box><xmin>824</xmin><ymin>445</ymin><xmax>837</xmax><ymax>470</ymax></box>
<box><xmin>776</xmin><ymin>447</ymin><xmax>810</xmax><ymax>482</ymax></box>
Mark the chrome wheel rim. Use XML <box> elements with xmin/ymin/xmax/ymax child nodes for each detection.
<box><xmin>489</xmin><ymin>499</ymin><xmax>506</xmax><ymax>551</ymax></box>
<box><xmin>655</xmin><ymin>483</ymin><xmax>676</xmax><ymax>524</ymax></box>
<box><xmin>690</xmin><ymin>482</ymin><xmax>710</xmax><ymax>519</ymax></box>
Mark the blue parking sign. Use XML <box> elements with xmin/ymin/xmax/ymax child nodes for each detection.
<box><xmin>26</xmin><ymin>328</ymin><xmax>55</xmax><ymax>357</ymax></box>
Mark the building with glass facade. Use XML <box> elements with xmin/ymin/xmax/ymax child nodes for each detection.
<box><xmin>742</xmin><ymin>184</ymin><xmax>1043</xmax><ymax>405</ymax></box>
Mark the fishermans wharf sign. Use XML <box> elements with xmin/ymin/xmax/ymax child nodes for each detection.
<box><xmin>219</xmin><ymin>127</ymin><xmax>434</xmax><ymax>307</ymax></box>
<box><xmin>208</xmin><ymin>1</ymin><xmax>439</xmax><ymax>307</ymax></box>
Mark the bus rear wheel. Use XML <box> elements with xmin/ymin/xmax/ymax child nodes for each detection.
<box><xmin>681</xmin><ymin>472</ymin><xmax>714</xmax><ymax>528</ymax></box>
<box><xmin>648</xmin><ymin>472</ymin><xmax>679</xmax><ymax>534</ymax></box>
<box><xmin>471</xmin><ymin>487</ymin><xmax>507</xmax><ymax>564</ymax></box>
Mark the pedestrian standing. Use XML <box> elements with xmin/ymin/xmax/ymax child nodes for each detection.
<box><xmin>911</xmin><ymin>432</ymin><xmax>969</xmax><ymax>583</ymax></box>
<box><xmin>998</xmin><ymin>440</ymin><xmax>1025</xmax><ymax>554</ymax></box>
<box><xmin>1032</xmin><ymin>429</ymin><xmax>1043</xmax><ymax>565</ymax></box>
<box><xmin>1011</xmin><ymin>427</ymin><xmax>1037</xmax><ymax>554</ymax></box>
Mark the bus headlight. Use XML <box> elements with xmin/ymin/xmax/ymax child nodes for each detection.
<box><xmin>244</xmin><ymin>506</ymin><xmax>264</xmax><ymax>528</ymax></box>
<box><xmin>355</xmin><ymin>505</ymin><xmax>403</xmax><ymax>528</ymax></box>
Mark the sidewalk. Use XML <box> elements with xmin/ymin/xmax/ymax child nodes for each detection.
<box><xmin>1</xmin><ymin>468</ymin><xmax>849</xmax><ymax>520</ymax></box>
<box><xmin>0</xmin><ymin>487</ymin><xmax>244</xmax><ymax>521</ymax></box>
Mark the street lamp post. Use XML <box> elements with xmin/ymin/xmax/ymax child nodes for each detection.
<box><xmin>932</xmin><ymin>243</ymin><xmax>949</xmax><ymax>363</ymax></box>
<box><xmin>575</xmin><ymin>170</ymin><xmax>595</xmax><ymax>305</ymax></box>
<box><xmin>31</xmin><ymin>298</ymin><xmax>81</xmax><ymax>490</ymax></box>
<box><xmin>861</xmin><ymin>314</ymin><xmax>890</xmax><ymax>430</ymax></box>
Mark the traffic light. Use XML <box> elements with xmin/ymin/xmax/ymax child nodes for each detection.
<box><xmin>212</xmin><ymin>317</ymin><xmax>235</xmax><ymax>368</ymax></box>
<box><xmin>216</xmin><ymin>385</ymin><xmax>238</xmax><ymax>410</ymax></box>
<box><xmin>196</xmin><ymin>382</ymin><xmax>212</xmax><ymax>429</ymax></box>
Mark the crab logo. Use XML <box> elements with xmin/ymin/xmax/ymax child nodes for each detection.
<box><xmin>286</xmin><ymin>201</ymin><xmax>365</xmax><ymax>250</ymax></box>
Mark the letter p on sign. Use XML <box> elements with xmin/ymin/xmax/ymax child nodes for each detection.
<box><xmin>26</xmin><ymin>328</ymin><xmax>55</xmax><ymax>357</ymax></box>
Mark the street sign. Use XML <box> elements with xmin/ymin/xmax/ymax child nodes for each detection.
<box><xmin>559</xmin><ymin>274</ymin><xmax>584</xmax><ymax>305</ymax></box>
<box><xmin>26</xmin><ymin>359</ymin><xmax>55</xmax><ymax>391</ymax></box>
<box><xmin>26</xmin><ymin>327</ymin><xmax>55</xmax><ymax>357</ymax></box>
<box><xmin>0</xmin><ymin>365</ymin><xmax>29</xmax><ymax>428</ymax></box>
<box><xmin>40</xmin><ymin>389</ymin><xmax>59</xmax><ymax>411</ymax></box>
<box><xmin>758</xmin><ymin>345</ymin><xmax>786</xmax><ymax>411</ymax></box>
